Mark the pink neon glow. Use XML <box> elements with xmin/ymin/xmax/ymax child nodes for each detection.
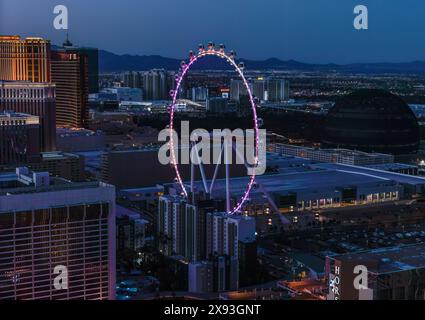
<box><xmin>169</xmin><ymin>48</ymin><xmax>260</xmax><ymax>215</ymax></box>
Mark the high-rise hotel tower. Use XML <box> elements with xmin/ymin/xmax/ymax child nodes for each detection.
<box><xmin>51</xmin><ymin>50</ymin><xmax>89</xmax><ymax>128</ymax></box>
<box><xmin>0</xmin><ymin>36</ymin><xmax>56</xmax><ymax>151</ymax></box>
<box><xmin>0</xmin><ymin>167</ymin><xmax>116</xmax><ymax>300</ymax></box>
<box><xmin>0</xmin><ymin>36</ymin><xmax>51</xmax><ymax>83</ymax></box>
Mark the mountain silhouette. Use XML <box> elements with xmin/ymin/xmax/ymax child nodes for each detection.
<box><xmin>52</xmin><ymin>46</ymin><xmax>425</xmax><ymax>74</ymax></box>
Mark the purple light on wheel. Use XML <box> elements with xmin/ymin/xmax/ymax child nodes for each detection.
<box><xmin>169</xmin><ymin>48</ymin><xmax>260</xmax><ymax>215</ymax></box>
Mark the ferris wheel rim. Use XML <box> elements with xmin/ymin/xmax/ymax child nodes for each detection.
<box><xmin>169</xmin><ymin>46</ymin><xmax>260</xmax><ymax>215</ymax></box>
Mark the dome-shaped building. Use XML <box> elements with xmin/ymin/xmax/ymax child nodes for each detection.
<box><xmin>322</xmin><ymin>89</ymin><xmax>419</xmax><ymax>155</ymax></box>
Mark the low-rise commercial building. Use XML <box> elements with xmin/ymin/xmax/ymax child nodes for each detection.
<box><xmin>0</xmin><ymin>112</ymin><xmax>40</xmax><ymax>165</ymax></box>
<box><xmin>326</xmin><ymin>243</ymin><xmax>425</xmax><ymax>300</ymax></box>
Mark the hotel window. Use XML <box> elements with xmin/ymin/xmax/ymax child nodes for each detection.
<box><xmin>86</xmin><ymin>203</ymin><xmax>101</xmax><ymax>220</ymax></box>
<box><xmin>51</xmin><ymin>207</ymin><xmax>68</xmax><ymax>224</ymax></box>
<box><xmin>69</xmin><ymin>205</ymin><xmax>85</xmax><ymax>221</ymax></box>
<box><xmin>0</xmin><ymin>212</ymin><xmax>14</xmax><ymax>229</ymax></box>
<box><xmin>15</xmin><ymin>210</ymin><xmax>33</xmax><ymax>228</ymax></box>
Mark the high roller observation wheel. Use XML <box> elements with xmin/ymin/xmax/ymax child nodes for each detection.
<box><xmin>169</xmin><ymin>44</ymin><xmax>260</xmax><ymax>215</ymax></box>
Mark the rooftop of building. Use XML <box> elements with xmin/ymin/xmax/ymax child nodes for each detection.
<box><xmin>313</xmin><ymin>162</ymin><xmax>425</xmax><ymax>186</ymax></box>
<box><xmin>40</xmin><ymin>151</ymin><xmax>81</xmax><ymax>161</ymax></box>
<box><xmin>0</xmin><ymin>111</ymin><xmax>39</xmax><ymax>123</ymax></box>
<box><xmin>227</xmin><ymin>214</ymin><xmax>255</xmax><ymax>222</ymax></box>
<box><xmin>322</xmin><ymin>149</ymin><xmax>392</xmax><ymax>159</ymax></box>
<box><xmin>188</xmin><ymin>154</ymin><xmax>425</xmax><ymax>198</ymax></box>
<box><xmin>56</xmin><ymin>126</ymin><xmax>103</xmax><ymax>137</ymax></box>
<box><xmin>0</xmin><ymin>35</ymin><xmax>49</xmax><ymax>42</ymax></box>
<box><xmin>106</xmin><ymin>146</ymin><xmax>162</xmax><ymax>154</ymax></box>
<box><xmin>329</xmin><ymin>243</ymin><xmax>425</xmax><ymax>274</ymax></box>
<box><xmin>116</xmin><ymin>205</ymin><xmax>149</xmax><ymax>223</ymax></box>
<box><xmin>120</xmin><ymin>185</ymin><xmax>165</xmax><ymax>194</ymax></box>
<box><xmin>275</xmin><ymin>143</ymin><xmax>393</xmax><ymax>159</ymax></box>
<box><xmin>0</xmin><ymin>111</ymin><xmax>37</xmax><ymax>118</ymax></box>
<box><xmin>365</xmin><ymin>163</ymin><xmax>418</xmax><ymax>171</ymax></box>
<box><xmin>118</xmin><ymin>101</ymin><xmax>150</xmax><ymax>106</ymax></box>
<box><xmin>219</xmin><ymin>288</ymin><xmax>289</xmax><ymax>300</ymax></box>
<box><xmin>159</xmin><ymin>194</ymin><xmax>187</xmax><ymax>202</ymax></box>
<box><xmin>0</xmin><ymin>35</ymin><xmax>21</xmax><ymax>40</ymax></box>
<box><xmin>0</xmin><ymin>167</ymin><xmax>108</xmax><ymax>196</ymax></box>
<box><xmin>279</xmin><ymin>279</ymin><xmax>325</xmax><ymax>292</ymax></box>
<box><xmin>0</xmin><ymin>81</ymin><xmax>56</xmax><ymax>88</ymax></box>
<box><xmin>291</xmin><ymin>252</ymin><xmax>326</xmax><ymax>274</ymax></box>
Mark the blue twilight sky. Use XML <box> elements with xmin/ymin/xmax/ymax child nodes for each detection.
<box><xmin>0</xmin><ymin>0</ymin><xmax>424</xmax><ymax>63</ymax></box>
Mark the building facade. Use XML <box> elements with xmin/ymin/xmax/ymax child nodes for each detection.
<box><xmin>123</xmin><ymin>71</ymin><xmax>143</xmax><ymax>89</ymax></box>
<box><xmin>116</xmin><ymin>206</ymin><xmax>148</xmax><ymax>253</ymax></box>
<box><xmin>191</xmin><ymin>87</ymin><xmax>208</xmax><ymax>101</ymax></box>
<box><xmin>56</xmin><ymin>127</ymin><xmax>105</xmax><ymax>152</ymax></box>
<box><xmin>326</xmin><ymin>244</ymin><xmax>425</xmax><ymax>300</ymax></box>
<box><xmin>230</xmin><ymin>79</ymin><xmax>248</xmax><ymax>102</ymax></box>
<box><xmin>0</xmin><ymin>36</ymin><xmax>51</xmax><ymax>83</ymax></box>
<box><xmin>101</xmin><ymin>87</ymin><xmax>142</xmax><ymax>102</ymax></box>
<box><xmin>0</xmin><ymin>167</ymin><xmax>116</xmax><ymax>300</ymax></box>
<box><xmin>31</xmin><ymin>152</ymin><xmax>85</xmax><ymax>182</ymax></box>
<box><xmin>267</xmin><ymin>79</ymin><xmax>290</xmax><ymax>102</ymax></box>
<box><xmin>157</xmin><ymin>193</ymin><xmax>256</xmax><ymax>293</ymax></box>
<box><xmin>143</xmin><ymin>69</ymin><xmax>173</xmax><ymax>101</ymax></box>
<box><xmin>0</xmin><ymin>151</ymin><xmax>85</xmax><ymax>182</ymax></box>
<box><xmin>65</xmin><ymin>46</ymin><xmax>99</xmax><ymax>94</ymax></box>
<box><xmin>251</xmin><ymin>78</ymin><xmax>266</xmax><ymax>101</ymax></box>
<box><xmin>272</xmin><ymin>143</ymin><xmax>395</xmax><ymax>166</ymax></box>
<box><xmin>0</xmin><ymin>112</ymin><xmax>40</xmax><ymax>165</ymax></box>
<box><xmin>51</xmin><ymin>51</ymin><xmax>89</xmax><ymax>128</ymax></box>
<box><xmin>207</xmin><ymin>97</ymin><xmax>235</xmax><ymax>114</ymax></box>
<box><xmin>0</xmin><ymin>81</ymin><xmax>56</xmax><ymax>151</ymax></box>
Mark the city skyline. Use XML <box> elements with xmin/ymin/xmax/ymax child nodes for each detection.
<box><xmin>2</xmin><ymin>1</ymin><xmax>425</xmax><ymax>305</ymax></box>
<box><xmin>1</xmin><ymin>0</ymin><xmax>425</xmax><ymax>64</ymax></box>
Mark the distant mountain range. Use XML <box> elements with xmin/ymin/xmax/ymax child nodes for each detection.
<box><xmin>79</xmin><ymin>48</ymin><xmax>425</xmax><ymax>74</ymax></box>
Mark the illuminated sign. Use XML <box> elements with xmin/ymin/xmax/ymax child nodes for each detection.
<box><xmin>329</xmin><ymin>265</ymin><xmax>341</xmax><ymax>300</ymax></box>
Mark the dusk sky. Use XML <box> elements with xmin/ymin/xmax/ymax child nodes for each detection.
<box><xmin>0</xmin><ymin>0</ymin><xmax>424</xmax><ymax>63</ymax></box>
